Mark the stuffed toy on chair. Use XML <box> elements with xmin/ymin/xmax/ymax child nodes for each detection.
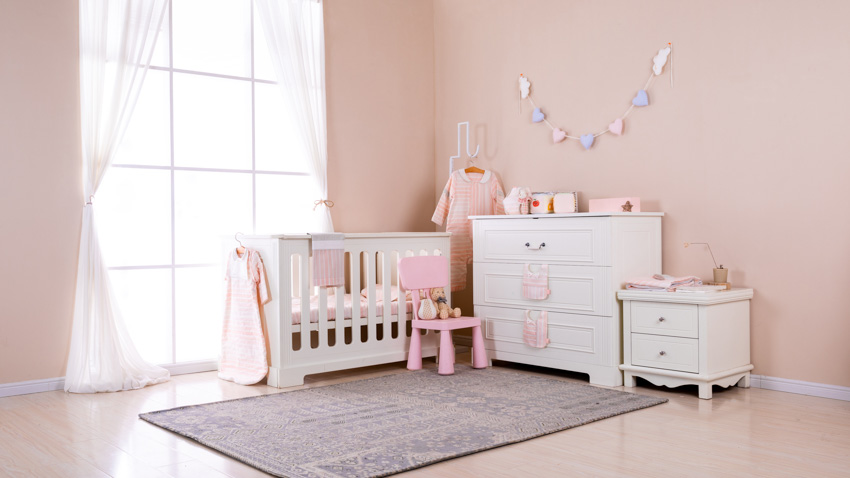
<box><xmin>430</xmin><ymin>287</ymin><xmax>461</xmax><ymax>319</ymax></box>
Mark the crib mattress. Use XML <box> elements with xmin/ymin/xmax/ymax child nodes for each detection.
<box><xmin>290</xmin><ymin>294</ymin><xmax>413</xmax><ymax>325</ymax></box>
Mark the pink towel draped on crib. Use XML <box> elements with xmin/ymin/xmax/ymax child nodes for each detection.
<box><xmin>311</xmin><ymin>233</ymin><xmax>345</xmax><ymax>287</ymax></box>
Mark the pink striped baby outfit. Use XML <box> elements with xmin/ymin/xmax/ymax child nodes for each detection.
<box><xmin>311</xmin><ymin>233</ymin><xmax>345</xmax><ymax>287</ymax></box>
<box><xmin>219</xmin><ymin>248</ymin><xmax>271</xmax><ymax>385</ymax></box>
<box><xmin>522</xmin><ymin>263</ymin><xmax>551</xmax><ymax>300</ymax></box>
<box><xmin>432</xmin><ymin>170</ymin><xmax>505</xmax><ymax>292</ymax></box>
<box><xmin>523</xmin><ymin>310</ymin><xmax>550</xmax><ymax>348</ymax></box>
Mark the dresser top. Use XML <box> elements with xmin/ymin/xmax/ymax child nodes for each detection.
<box><xmin>470</xmin><ymin>212</ymin><xmax>664</xmax><ymax>220</ymax></box>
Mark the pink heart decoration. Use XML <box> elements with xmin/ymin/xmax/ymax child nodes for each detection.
<box><xmin>552</xmin><ymin>128</ymin><xmax>567</xmax><ymax>143</ymax></box>
<box><xmin>608</xmin><ymin>118</ymin><xmax>624</xmax><ymax>136</ymax></box>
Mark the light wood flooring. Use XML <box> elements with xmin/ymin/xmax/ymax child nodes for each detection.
<box><xmin>1</xmin><ymin>356</ymin><xmax>848</xmax><ymax>477</ymax></box>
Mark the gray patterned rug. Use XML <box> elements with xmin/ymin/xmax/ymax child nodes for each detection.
<box><xmin>140</xmin><ymin>366</ymin><xmax>666</xmax><ymax>477</ymax></box>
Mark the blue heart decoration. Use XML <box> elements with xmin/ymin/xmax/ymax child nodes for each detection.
<box><xmin>580</xmin><ymin>134</ymin><xmax>594</xmax><ymax>150</ymax></box>
<box><xmin>532</xmin><ymin>108</ymin><xmax>545</xmax><ymax>123</ymax></box>
<box><xmin>632</xmin><ymin>90</ymin><xmax>649</xmax><ymax>107</ymax></box>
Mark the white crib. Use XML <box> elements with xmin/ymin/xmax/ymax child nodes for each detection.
<box><xmin>235</xmin><ymin>233</ymin><xmax>450</xmax><ymax>388</ymax></box>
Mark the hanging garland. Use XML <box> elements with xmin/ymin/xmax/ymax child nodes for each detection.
<box><xmin>519</xmin><ymin>43</ymin><xmax>673</xmax><ymax>150</ymax></box>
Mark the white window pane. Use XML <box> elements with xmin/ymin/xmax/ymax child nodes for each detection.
<box><xmin>149</xmin><ymin>8</ymin><xmax>170</xmax><ymax>69</ymax></box>
<box><xmin>115</xmin><ymin>69</ymin><xmax>171</xmax><ymax>167</ymax></box>
<box><xmin>110</xmin><ymin>269</ymin><xmax>173</xmax><ymax>365</ymax></box>
<box><xmin>175</xmin><ymin>171</ymin><xmax>252</xmax><ymax>264</ymax></box>
<box><xmin>98</xmin><ymin>169</ymin><xmax>171</xmax><ymax>267</ymax></box>
<box><xmin>173</xmin><ymin>73</ymin><xmax>252</xmax><ymax>170</ymax></box>
<box><xmin>172</xmin><ymin>0</ymin><xmax>251</xmax><ymax>77</ymax></box>
<box><xmin>253</xmin><ymin>8</ymin><xmax>276</xmax><ymax>82</ymax></box>
<box><xmin>254</xmin><ymin>83</ymin><xmax>309</xmax><ymax>173</ymax></box>
<box><xmin>175</xmin><ymin>267</ymin><xmax>222</xmax><ymax>362</ymax></box>
<box><xmin>255</xmin><ymin>174</ymin><xmax>319</xmax><ymax>234</ymax></box>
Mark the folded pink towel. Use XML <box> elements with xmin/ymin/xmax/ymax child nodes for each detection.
<box><xmin>626</xmin><ymin>275</ymin><xmax>702</xmax><ymax>291</ymax></box>
<box><xmin>311</xmin><ymin>233</ymin><xmax>345</xmax><ymax>287</ymax></box>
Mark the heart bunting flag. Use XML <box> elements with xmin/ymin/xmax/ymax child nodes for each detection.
<box><xmin>518</xmin><ymin>43</ymin><xmax>673</xmax><ymax>151</ymax></box>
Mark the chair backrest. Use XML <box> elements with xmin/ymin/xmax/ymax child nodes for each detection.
<box><xmin>398</xmin><ymin>256</ymin><xmax>450</xmax><ymax>317</ymax></box>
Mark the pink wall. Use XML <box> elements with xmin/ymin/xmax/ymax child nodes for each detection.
<box><xmin>325</xmin><ymin>0</ymin><xmax>435</xmax><ymax>233</ymax></box>
<box><xmin>0</xmin><ymin>0</ymin><xmax>82</xmax><ymax>384</ymax></box>
<box><xmin>433</xmin><ymin>0</ymin><xmax>850</xmax><ymax>387</ymax></box>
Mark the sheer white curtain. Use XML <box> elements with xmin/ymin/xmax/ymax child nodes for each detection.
<box><xmin>254</xmin><ymin>0</ymin><xmax>333</xmax><ymax>233</ymax></box>
<box><xmin>66</xmin><ymin>0</ymin><xmax>171</xmax><ymax>393</ymax></box>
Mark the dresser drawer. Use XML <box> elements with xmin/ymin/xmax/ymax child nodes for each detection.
<box><xmin>631</xmin><ymin>301</ymin><xmax>698</xmax><ymax>338</ymax></box>
<box><xmin>477</xmin><ymin>306</ymin><xmax>607</xmax><ymax>366</ymax></box>
<box><xmin>472</xmin><ymin>218</ymin><xmax>610</xmax><ymax>266</ymax></box>
<box><xmin>631</xmin><ymin>334</ymin><xmax>698</xmax><ymax>373</ymax></box>
<box><xmin>474</xmin><ymin>262</ymin><xmax>612</xmax><ymax>316</ymax></box>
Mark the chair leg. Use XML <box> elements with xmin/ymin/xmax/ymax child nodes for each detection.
<box><xmin>471</xmin><ymin>325</ymin><xmax>488</xmax><ymax>369</ymax></box>
<box><xmin>438</xmin><ymin>331</ymin><xmax>455</xmax><ymax>375</ymax></box>
<box><xmin>407</xmin><ymin>329</ymin><xmax>423</xmax><ymax>371</ymax></box>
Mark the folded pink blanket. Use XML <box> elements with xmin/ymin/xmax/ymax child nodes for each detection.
<box><xmin>626</xmin><ymin>275</ymin><xmax>702</xmax><ymax>291</ymax></box>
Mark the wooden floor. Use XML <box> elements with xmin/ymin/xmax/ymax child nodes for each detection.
<box><xmin>1</xmin><ymin>357</ymin><xmax>848</xmax><ymax>478</ymax></box>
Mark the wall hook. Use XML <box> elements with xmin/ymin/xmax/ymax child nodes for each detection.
<box><xmin>449</xmin><ymin>121</ymin><xmax>480</xmax><ymax>174</ymax></box>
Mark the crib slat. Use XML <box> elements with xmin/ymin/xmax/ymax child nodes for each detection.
<box><xmin>382</xmin><ymin>253</ymin><xmax>392</xmax><ymax>340</ymax></box>
<box><xmin>366</xmin><ymin>251</ymin><xmax>377</xmax><ymax>343</ymax></box>
<box><xmin>350</xmin><ymin>250</ymin><xmax>361</xmax><ymax>344</ymax></box>
<box><xmin>334</xmin><ymin>284</ymin><xmax>344</xmax><ymax>346</ymax></box>
<box><xmin>318</xmin><ymin>286</ymin><xmax>327</xmax><ymax>350</ymax></box>
<box><xmin>300</xmin><ymin>255</ymin><xmax>311</xmax><ymax>352</ymax></box>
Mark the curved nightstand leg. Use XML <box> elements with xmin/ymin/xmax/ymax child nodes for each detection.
<box><xmin>623</xmin><ymin>371</ymin><xmax>637</xmax><ymax>388</ymax></box>
<box><xmin>699</xmin><ymin>383</ymin><xmax>713</xmax><ymax>400</ymax></box>
<box><xmin>738</xmin><ymin>374</ymin><xmax>751</xmax><ymax>388</ymax></box>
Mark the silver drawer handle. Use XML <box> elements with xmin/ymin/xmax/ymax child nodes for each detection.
<box><xmin>659</xmin><ymin>351</ymin><xmax>667</xmax><ymax>356</ymax></box>
<box><xmin>658</xmin><ymin>317</ymin><xmax>666</xmax><ymax>323</ymax></box>
<box><xmin>525</xmin><ymin>242</ymin><xmax>546</xmax><ymax>250</ymax></box>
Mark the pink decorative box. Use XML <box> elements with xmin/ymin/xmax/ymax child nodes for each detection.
<box><xmin>588</xmin><ymin>197</ymin><xmax>641</xmax><ymax>213</ymax></box>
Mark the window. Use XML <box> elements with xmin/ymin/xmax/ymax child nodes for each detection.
<box><xmin>98</xmin><ymin>0</ymin><xmax>320</xmax><ymax>366</ymax></box>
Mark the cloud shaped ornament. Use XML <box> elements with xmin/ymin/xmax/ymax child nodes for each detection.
<box><xmin>652</xmin><ymin>47</ymin><xmax>671</xmax><ymax>75</ymax></box>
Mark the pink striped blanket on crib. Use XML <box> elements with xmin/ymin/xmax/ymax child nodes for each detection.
<box><xmin>311</xmin><ymin>233</ymin><xmax>345</xmax><ymax>287</ymax></box>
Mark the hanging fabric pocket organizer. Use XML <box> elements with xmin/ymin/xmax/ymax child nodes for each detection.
<box><xmin>523</xmin><ymin>310</ymin><xmax>550</xmax><ymax>348</ymax></box>
<box><xmin>522</xmin><ymin>263</ymin><xmax>551</xmax><ymax>300</ymax></box>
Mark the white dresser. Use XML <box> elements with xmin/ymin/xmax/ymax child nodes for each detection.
<box><xmin>471</xmin><ymin>213</ymin><xmax>663</xmax><ymax>386</ymax></box>
<box><xmin>618</xmin><ymin>288</ymin><xmax>754</xmax><ymax>399</ymax></box>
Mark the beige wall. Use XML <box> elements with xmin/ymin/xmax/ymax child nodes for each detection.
<box><xmin>325</xmin><ymin>0</ymin><xmax>435</xmax><ymax>233</ymax></box>
<box><xmin>0</xmin><ymin>0</ymin><xmax>82</xmax><ymax>384</ymax></box>
<box><xmin>3</xmin><ymin>0</ymin><xmax>848</xmax><ymax>390</ymax></box>
<box><xmin>433</xmin><ymin>0</ymin><xmax>850</xmax><ymax>387</ymax></box>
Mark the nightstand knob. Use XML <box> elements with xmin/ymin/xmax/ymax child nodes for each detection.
<box><xmin>659</xmin><ymin>351</ymin><xmax>667</xmax><ymax>356</ymax></box>
<box><xmin>658</xmin><ymin>317</ymin><xmax>666</xmax><ymax>322</ymax></box>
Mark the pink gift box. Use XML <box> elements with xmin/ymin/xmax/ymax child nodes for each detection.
<box><xmin>588</xmin><ymin>197</ymin><xmax>641</xmax><ymax>213</ymax></box>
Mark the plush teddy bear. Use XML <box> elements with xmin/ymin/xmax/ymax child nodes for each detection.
<box><xmin>430</xmin><ymin>287</ymin><xmax>461</xmax><ymax>319</ymax></box>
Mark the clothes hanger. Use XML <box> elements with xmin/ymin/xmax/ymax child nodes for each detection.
<box><xmin>235</xmin><ymin>232</ymin><xmax>246</xmax><ymax>255</ymax></box>
<box><xmin>464</xmin><ymin>157</ymin><xmax>485</xmax><ymax>175</ymax></box>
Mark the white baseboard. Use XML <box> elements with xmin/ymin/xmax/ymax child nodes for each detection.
<box><xmin>0</xmin><ymin>361</ymin><xmax>218</xmax><ymax>399</ymax></box>
<box><xmin>750</xmin><ymin>375</ymin><xmax>850</xmax><ymax>402</ymax></box>
<box><xmin>0</xmin><ymin>377</ymin><xmax>65</xmax><ymax>398</ymax></box>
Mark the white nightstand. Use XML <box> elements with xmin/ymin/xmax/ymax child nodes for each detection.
<box><xmin>618</xmin><ymin>288</ymin><xmax>754</xmax><ymax>399</ymax></box>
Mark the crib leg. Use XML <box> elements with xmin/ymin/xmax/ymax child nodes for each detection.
<box><xmin>407</xmin><ymin>329</ymin><xmax>423</xmax><ymax>371</ymax></box>
<box><xmin>438</xmin><ymin>331</ymin><xmax>455</xmax><ymax>375</ymax></box>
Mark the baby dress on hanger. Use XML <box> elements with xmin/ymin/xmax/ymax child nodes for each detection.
<box><xmin>219</xmin><ymin>248</ymin><xmax>271</xmax><ymax>385</ymax></box>
<box><xmin>432</xmin><ymin>169</ymin><xmax>505</xmax><ymax>291</ymax></box>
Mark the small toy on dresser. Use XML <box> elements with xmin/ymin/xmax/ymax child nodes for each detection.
<box><xmin>430</xmin><ymin>287</ymin><xmax>461</xmax><ymax>319</ymax></box>
<box><xmin>589</xmin><ymin>197</ymin><xmax>641</xmax><ymax>212</ymax></box>
<box><xmin>503</xmin><ymin>187</ymin><xmax>532</xmax><ymax>215</ymax></box>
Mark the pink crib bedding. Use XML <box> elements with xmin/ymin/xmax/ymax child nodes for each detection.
<box><xmin>290</xmin><ymin>294</ymin><xmax>414</xmax><ymax>325</ymax></box>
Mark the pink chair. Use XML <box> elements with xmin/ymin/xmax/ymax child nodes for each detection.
<box><xmin>398</xmin><ymin>255</ymin><xmax>488</xmax><ymax>375</ymax></box>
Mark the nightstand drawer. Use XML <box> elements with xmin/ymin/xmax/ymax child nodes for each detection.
<box><xmin>472</xmin><ymin>218</ymin><xmax>609</xmax><ymax>266</ymax></box>
<box><xmin>631</xmin><ymin>301</ymin><xmax>698</xmax><ymax>338</ymax></box>
<box><xmin>631</xmin><ymin>334</ymin><xmax>698</xmax><ymax>373</ymax></box>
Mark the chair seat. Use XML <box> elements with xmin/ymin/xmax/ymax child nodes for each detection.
<box><xmin>411</xmin><ymin>316</ymin><xmax>481</xmax><ymax>331</ymax></box>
